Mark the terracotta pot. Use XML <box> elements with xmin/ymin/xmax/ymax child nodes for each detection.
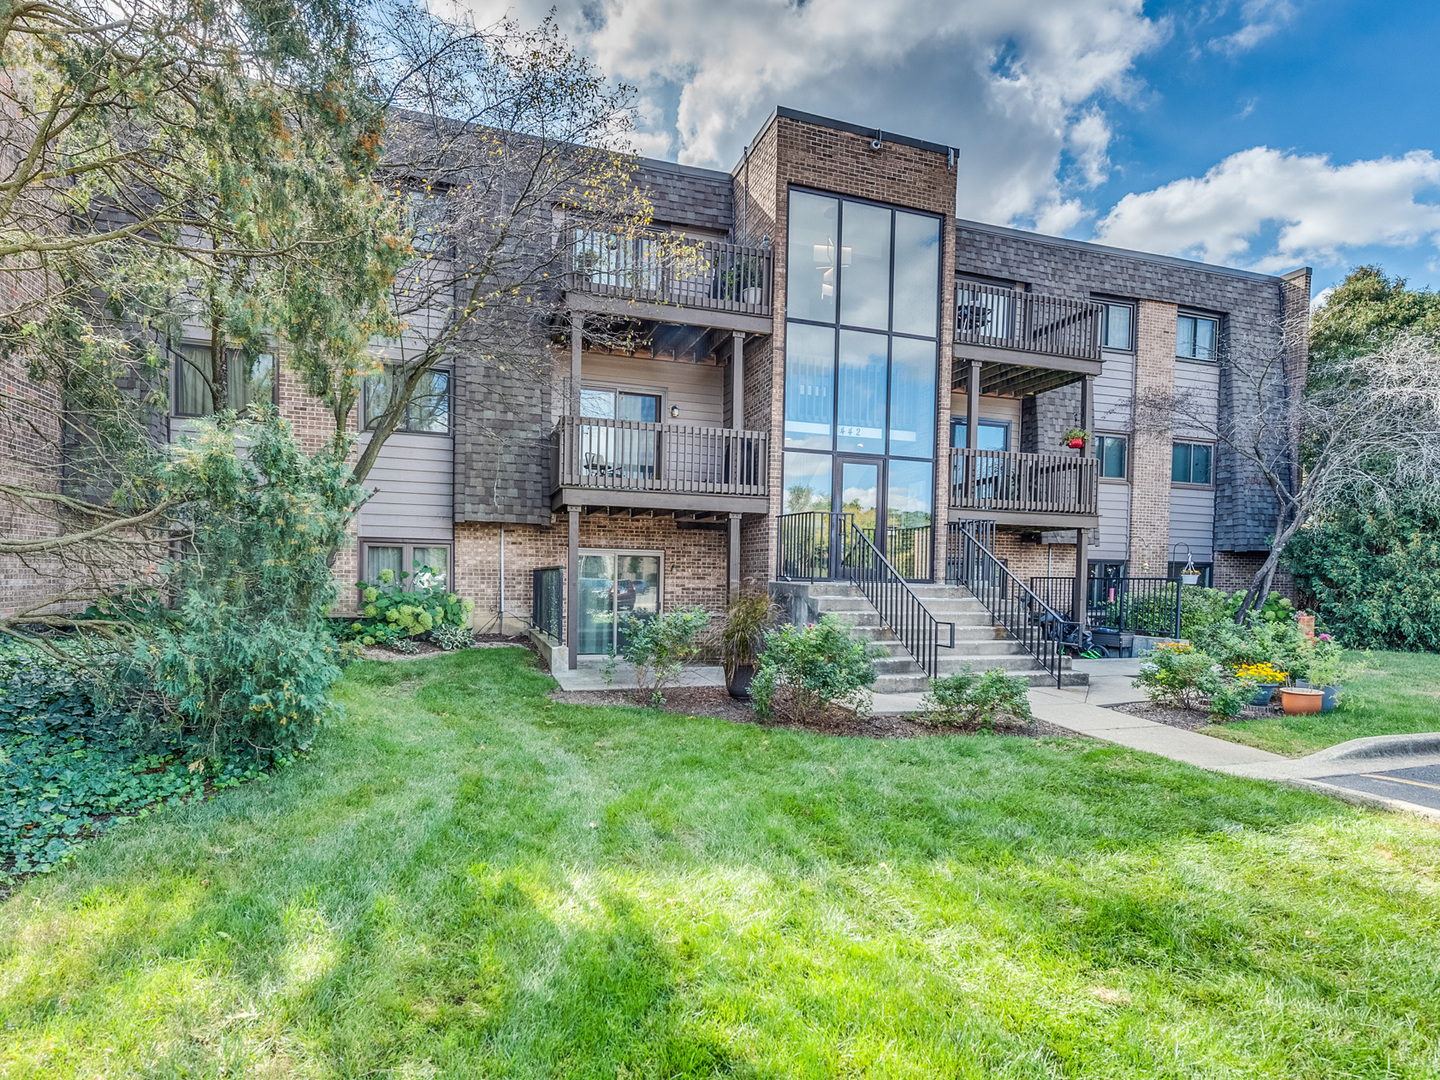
<box><xmin>1280</xmin><ymin>687</ymin><xmax>1324</xmax><ymax>715</ymax></box>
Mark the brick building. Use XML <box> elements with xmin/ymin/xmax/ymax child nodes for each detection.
<box><xmin>6</xmin><ymin>106</ymin><xmax>1310</xmax><ymax>681</ymax></box>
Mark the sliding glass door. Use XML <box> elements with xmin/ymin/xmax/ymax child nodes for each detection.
<box><xmin>576</xmin><ymin>551</ymin><xmax>662</xmax><ymax>655</ymax></box>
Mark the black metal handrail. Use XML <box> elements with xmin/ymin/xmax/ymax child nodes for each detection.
<box><xmin>842</xmin><ymin>521</ymin><xmax>954</xmax><ymax>680</ymax></box>
<box><xmin>946</xmin><ymin>521</ymin><xmax>1066</xmax><ymax>687</ymax></box>
<box><xmin>776</xmin><ymin>511</ymin><xmax>850</xmax><ymax>581</ymax></box>
<box><xmin>532</xmin><ymin>566</ymin><xmax>563</xmax><ymax>642</ymax></box>
<box><xmin>1031</xmin><ymin>575</ymin><xmax>1182</xmax><ymax>638</ymax></box>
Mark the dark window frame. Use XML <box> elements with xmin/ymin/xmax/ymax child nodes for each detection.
<box><xmin>1099</xmin><ymin>300</ymin><xmax>1135</xmax><ymax>352</ymax></box>
<box><xmin>171</xmin><ymin>343</ymin><xmax>277</xmax><ymax>419</ymax></box>
<box><xmin>1176</xmin><ymin>312</ymin><xmax>1222</xmax><ymax>362</ymax></box>
<box><xmin>1171</xmin><ymin>440</ymin><xmax>1215</xmax><ymax>487</ymax></box>
<box><xmin>362</xmin><ymin>363</ymin><xmax>452</xmax><ymax>436</ymax></box>
<box><xmin>1093</xmin><ymin>433</ymin><xmax>1129</xmax><ymax>481</ymax></box>
<box><xmin>358</xmin><ymin>539</ymin><xmax>454</xmax><ymax>593</ymax></box>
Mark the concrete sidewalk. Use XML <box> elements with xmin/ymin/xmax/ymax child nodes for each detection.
<box><xmin>1031</xmin><ymin>659</ymin><xmax>1440</xmax><ymax>820</ymax></box>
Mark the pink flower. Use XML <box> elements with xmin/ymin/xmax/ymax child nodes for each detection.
<box><xmin>1318</xmin><ymin>633</ymin><xmax>1333</xmax><ymax>641</ymax></box>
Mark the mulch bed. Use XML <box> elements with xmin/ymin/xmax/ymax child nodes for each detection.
<box><xmin>1107</xmin><ymin>698</ymin><xmax>1284</xmax><ymax>731</ymax></box>
<box><xmin>548</xmin><ymin>685</ymin><xmax>1072</xmax><ymax>740</ymax></box>
<box><xmin>360</xmin><ymin>635</ymin><xmax>536</xmax><ymax>663</ymax></box>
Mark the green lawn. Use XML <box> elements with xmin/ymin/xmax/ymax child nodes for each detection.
<box><xmin>1203</xmin><ymin>649</ymin><xmax>1440</xmax><ymax>757</ymax></box>
<box><xmin>3</xmin><ymin>648</ymin><xmax>1440</xmax><ymax>1078</ymax></box>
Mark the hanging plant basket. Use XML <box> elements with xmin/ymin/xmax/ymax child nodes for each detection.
<box><xmin>1064</xmin><ymin>427</ymin><xmax>1089</xmax><ymax>450</ymax></box>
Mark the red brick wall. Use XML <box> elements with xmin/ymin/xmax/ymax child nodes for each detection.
<box><xmin>455</xmin><ymin>516</ymin><xmax>730</xmax><ymax>633</ymax></box>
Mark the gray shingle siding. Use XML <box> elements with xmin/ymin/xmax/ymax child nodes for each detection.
<box><xmin>452</xmin><ymin>347</ymin><xmax>553</xmax><ymax>526</ymax></box>
<box><xmin>955</xmin><ymin>220</ymin><xmax>1304</xmax><ymax>553</ymax></box>
<box><xmin>634</xmin><ymin>159</ymin><xmax>734</xmax><ymax>234</ymax></box>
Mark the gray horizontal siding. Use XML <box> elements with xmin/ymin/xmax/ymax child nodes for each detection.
<box><xmin>1173</xmin><ymin>359</ymin><xmax>1219</xmax><ymax>438</ymax></box>
<box><xmin>1168</xmin><ymin>486</ymin><xmax>1215</xmax><ymax>561</ymax></box>
<box><xmin>1094</xmin><ymin>350</ymin><xmax>1134</xmax><ymax>431</ymax></box>
<box><xmin>1093</xmin><ymin>482</ymin><xmax>1130</xmax><ymax>561</ymax></box>
<box><xmin>358</xmin><ymin>431</ymin><xmax>454</xmax><ymax>542</ymax></box>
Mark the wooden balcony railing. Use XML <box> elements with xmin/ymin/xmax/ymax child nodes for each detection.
<box><xmin>568</xmin><ymin>231</ymin><xmax>773</xmax><ymax>316</ymax></box>
<box><xmin>553</xmin><ymin>416</ymin><xmax>769</xmax><ymax>497</ymax></box>
<box><xmin>955</xmin><ymin>282</ymin><xmax>1103</xmax><ymax>362</ymax></box>
<box><xmin>950</xmin><ymin>448</ymin><xmax>1098</xmax><ymax>516</ymax></box>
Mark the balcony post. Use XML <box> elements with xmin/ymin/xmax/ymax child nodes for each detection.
<box><xmin>731</xmin><ymin>331</ymin><xmax>745</xmax><ymax>427</ymax></box>
<box><xmin>566</xmin><ymin>504</ymin><xmax>580</xmax><ymax>670</ymax></box>
<box><xmin>570</xmin><ymin>314</ymin><xmax>583</xmax><ymax>419</ymax></box>
<box><xmin>1073</xmin><ymin>526</ymin><xmax>1089</xmax><ymax>640</ymax></box>
<box><xmin>965</xmin><ymin>360</ymin><xmax>981</xmax><ymax>503</ymax></box>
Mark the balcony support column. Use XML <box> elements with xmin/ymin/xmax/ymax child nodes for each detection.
<box><xmin>566</xmin><ymin>504</ymin><xmax>580</xmax><ymax>670</ymax></box>
<box><xmin>731</xmin><ymin>331</ymin><xmax>745</xmax><ymax>427</ymax></box>
<box><xmin>728</xmin><ymin>513</ymin><xmax>742</xmax><ymax>598</ymax></box>
<box><xmin>570</xmin><ymin>314</ymin><xmax>584</xmax><ymax>419</ymax></box>
<box><xmin>965</xmin><ymin>360</ymin><xmax>982</xmax><ymax>501</ymax></box>
<box><xmin>1073</xmin><ymin>526</ymin><xmax>1089</xmax><ymax>639</ymax></box>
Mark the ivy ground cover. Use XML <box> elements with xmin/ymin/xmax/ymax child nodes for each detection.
<box><xmin>2</xmin><ymin>648</ymin><xmax>1439</xmax><ymax>1077</ymax></box>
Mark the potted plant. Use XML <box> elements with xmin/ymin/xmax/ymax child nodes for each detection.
<box><xmin>719</xmin><ymin>591</ymin><xmax>780</xmax><ymax>700</ymax></box>
<box><xmin>718</xmin><ymin>257</ymin><xmax>764</xmax><ymax>305</ymax></box>
<box><xmin>1180</xmin><ymin>558</ymin><xmax>1200</xmax><ymax>586</ymax></box>
<box><xmin>1307</xmin><ymin>637</ymin><xmax>1345</xmax><ymax>712</ymax></box>
<box><xmin>1279</xmin><ymin>686</ymin><xmax>1324</xmax><ymax>714</ymax></box>
<box><xmin>1063</xmin><ymin>427</ymin><xmax>1088</xmax><ymax>450</ymax></box>
<box><xmin>1235</xmin><ymin>661</ymin><xmax>1287</xmax><ymax>706</ymax></box>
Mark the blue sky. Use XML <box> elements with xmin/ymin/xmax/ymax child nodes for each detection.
<box><xmin>464</xmin><ymin>0</ymin><xmax>1439</xmax><ymax>297</ymax></box>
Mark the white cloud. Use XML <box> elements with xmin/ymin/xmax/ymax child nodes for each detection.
<box><xmin>1094</xmin><ymin>147</ymin><xmax>1440</xmax><ymax>272</ymax></box>
<box><xmin>457</xmin><ymin>0</ymin><xmax>1164</xmax><ymax>230</ymax></box>
<box><xmin>1211</xmin><ymin>0</ymin><xmax>1299</xmax><ymax>54</ymax></box>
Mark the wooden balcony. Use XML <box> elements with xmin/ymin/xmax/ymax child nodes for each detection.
<box><xmin>551</xmin><ymin>415</ymin><xmax>770</xmax><ymax>514</ymax></box>
<box><xmin>954</xmin><ymin>283</ymin><xmax>1104</xmax><ymax>393</ymax></box>
<box><xmin>565</xmin><ymin>232</ymin><xmax>774</xmax><ymax>333</ymax></box>
<box><xmin>949</xmin><ymin>447</ymin><xmax>1098</xmax><ymax>529</ymax></box>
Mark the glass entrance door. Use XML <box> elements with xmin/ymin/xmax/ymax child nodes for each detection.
<box><xmin>836</xmin><ymin>458</ymin><xmax>880</xmax><ymax>547</ymax></box>
<box><xmin>576</xmin><ymin>551</ymin><xmax>662</xmax><ymax>655</ymax></box>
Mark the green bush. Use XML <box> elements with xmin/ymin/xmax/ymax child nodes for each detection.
<box><xmin>431</xmin><ymin>624</ymin><xmax>476</xmax><ymax>651</ymax></box>
<box><xmin>121</xmin><ymin>414</ymin><xmax>359</xmax><ymax>756</ymax></box>
<box><xmin>1285</xmin><ymin>491</ymin><xmax>1440</xmax><ymax>652</ymax></box>
<box><xmin>920</xmin><ymin>667</ymin><xmax>1033</xmax><ymax>731</ymax></box>
<box><xmin>1179</xmin><ymin>586</ymin><xmax>1233</xmax><ymax>639</ymax></box>
<box><xmin>617</xmin><ymin>607</ymin><xmax>712</xmax><ymax>702</ymax></box>
<box><xmin>342</xmin><ymin>564</ymin><xmax>475</xmax><ymax>647</ymax></box>
<box><xmin>751</xmin><ymin>617</ymin><xmax>877</xmax><ymax>722</ymax></box>
<box><xmin>1134</xmin><ymin>643</ymin><xmax>1258</xmax><ymax>719</ymax></box>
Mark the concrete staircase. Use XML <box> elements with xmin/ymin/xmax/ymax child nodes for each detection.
<box><xmin>791</xmin><ymin>581</ymin><xmax>1086</xmax><ymax>694</ymax></box>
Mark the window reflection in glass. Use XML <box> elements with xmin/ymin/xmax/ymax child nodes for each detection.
<box><xmin>174</xmin><ymin>345</ymin><xmax>274</xmax><ymax>417</ymax></box>
<box><xmin>363</xmin><ymin>364</ymin><xmax>452</xmax><ymax>433</ymax></box>
<box><xmin>783</xmin><ymin>322</ymin><xmax>836</xmax><ymax>449</ymax></box>
<box><xmin>888</xmin><ymin>337</ymin><xmax>935</xmax><ymax>455</ymax></box>
<box><xmin>836</xmin><ymin>330</ymin><xmax>887</xmax><ymax>453</ymax></box>
<box><xmin>886</xmin><ymin>458</ymin><xmax>933</xmax><ymax>529</ymax></box>
<box><xmin>782</xmin><ymin>452</ymin><xmax>832</xmax><ymax>514</ymax></box>
<box><xmin>839</xmin><ymin>201</ymin><xmax>891</xmax><ymax>330</ymax></box>
<box><xmin>891</xmin><ymin>211</ymin><xmax>940</xmax><ymax>336</ymax></box>
<box><xmin>786</xmin><ymin>191</ymin><xmax>840</xmax><ymax>324</ymax></box>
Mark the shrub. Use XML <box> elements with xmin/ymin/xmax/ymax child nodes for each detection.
<box><xmin>750</xmin><ymin>617</ymin><xmax>877</xmax><ymax>722</ymax></box>
<box><xmin>1179</xmin><ymin>586</ymin><xmax>1232</xmax><ymax>639</ymax></box>
<box><xmin>120</xmin><ymin>414</ymin><xmax>359</xmax><ymax>756</ymax></box>
<box><xmin>618</xmin><ymin>607</ymin><xmax>712</xmax><ymax>702</ymax></box>
<box><xmin>431</xmin><ymin>624</ymin><xmax>475</xmax><ymax>651</ymax></box>
<box><xmin>717</xmin><ymin>591</ymin><xmax>781</xmax><ymax>678</ymax></box>
<box><xmin>341</xmin><ymin>564</ymin><xmax>475</xmax><ymax>647</ymax></box>
<box><xmin>1134</xmin><ymin>643</ymin><xmax>1257</xmax><ymax>719</ymax></box>
<box><xmin>920</xmin><ymin>667</ymin><xmax>1033</xmax><ymax>731</ymax></box>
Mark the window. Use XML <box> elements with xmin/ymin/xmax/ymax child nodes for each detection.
<box><xmin>1094</xmin><ymin>434</ymin><xmax>1128</xmax><ymax>479</ymax></box>
<box><xmin>1101</xmin><ymin>303</ymin><xmax>1133</xmax><ymax>351</ymax></box>
<box><xmin>580</xmin><ymin>387</ymin><xmax>660</xmax><ymax>422</ymax></box>
<box><xmin>1176</xmin><ymin>314</ymin><xmax>1219</xmax><ymax>360</ymax></box>
<box><xmin>173</xmin><ymin>344</ymin><xmax>275</xmax><ymax>417</ymax></box>
<box><xmin>363</xmin><ymin>365</ymin><xmax>450</xmax><ymax>434</ymax></box>
<box><xmin>406</xmin><ymin>190</ymin><xmax>448</xmax><ymax>253</ymax></box>
<box><xmin>362</xmin><ymin>541</ymin><xmax>450</xmax><ymax>589</ymax></box>
<box><xmin>1171</xmin><ymin>441</ymin><xmax>1214</xmax><ymax>485</ymax></box>
<box><xmin>1168</xmin><ymin>561</ymin><xmax>1213</xmax><ymax>586</ymax></box>
<box><xmin>949</xmin><ymin>418</ymin><xmax>1010</xmax><ymax>451</ymax></box>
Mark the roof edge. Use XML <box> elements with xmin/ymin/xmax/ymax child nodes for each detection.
<box><xmin>772</xmin><ymin>106</ymin><xmax>955</xmax><ymax>158</ymax></box>
<box><xmin>956</xmin><ymin>216</ymin><xmax>1305</xmax><ymax>285</ymax></box>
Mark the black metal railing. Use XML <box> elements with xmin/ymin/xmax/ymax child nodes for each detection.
<box><xmin>1030</xmin><ymin>575</ymin><xmax>1183</xmax><ymax>638</ymax></box>
<box><xmin>946</xmin><ymin>521</ymin><xmax>1066</xmax><ymax>687</ymax></box>
<box><xmin>533</xmin><ymin>566</ymin><xmax>563</xmax><ymax>642</ymax></box>
<box><xmin>884</xmin><ymin>524</ymin><xmax>932</xmax><ymax>581</ymax></box>
<box><xmin>775</xmin><ymin>513</ymin><xmax>953</xmax><ymax>679</ymax></box>
<box><xmin>843</xmin><ymin>521</ymin><xmax>953</xmax><ymax>679</ymax></box>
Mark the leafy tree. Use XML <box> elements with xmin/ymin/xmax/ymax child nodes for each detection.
<box><xmin>1310</xmin><ymin>266</ymin><xmax>1440</xmax><ymax>375</ymax></box>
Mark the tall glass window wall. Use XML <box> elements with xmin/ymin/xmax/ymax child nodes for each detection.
<box><xmin>782</xmin><ymin>189</ymin><xmax>941</xmax><ymax>576</ymax></box>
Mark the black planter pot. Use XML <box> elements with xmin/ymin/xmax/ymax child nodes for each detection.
<box><xmin>726</xmin><ymin>664</ymin><xmax>756</xmax><ymax>700</ymax></box>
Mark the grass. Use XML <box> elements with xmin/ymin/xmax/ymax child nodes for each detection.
<box><xmin>1202</xmin><ymin>649</ymin><xmax>1440</xmax><ymax>757</ymax></box>
<box><xmin>2</xmin><ymin>647</ymin><xmax>1439</xmax><ymax>1078</ymax></box>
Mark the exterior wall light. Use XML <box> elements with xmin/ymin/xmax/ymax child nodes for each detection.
<box><xmin>670</xmin><ymin>405</ymin><xmax>680</xmax><ymax>419</ymax></box>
